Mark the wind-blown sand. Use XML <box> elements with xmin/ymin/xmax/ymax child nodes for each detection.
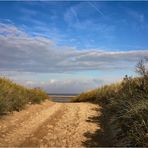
<box><xmin>0</xmin><ymin>100</ymin><xmax>101</xmax><ymax>147</ymax></box>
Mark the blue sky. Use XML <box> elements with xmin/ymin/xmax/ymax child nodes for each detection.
<box><xmin>0</xmin><ymin>1</ymin><xmax>148</xmax><ymax>93</ymax></box>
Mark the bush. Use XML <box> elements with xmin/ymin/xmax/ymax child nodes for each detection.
<box><xmin>73</xmin><ymin>89</ymin><xmax>98</xmax><ymax>102</ymax></box>
<box><xmin>28</xmin><ymin>88</ymin><xmax>48</xmax><ymax>104</ymax></box>
<box><xmin>0</xmin><ymin>98</ymin><xmax>7</xmax><ymax>115</ymax></box>
<box><xmin>0</xmin><ymin>77</ymin><xmax>48</xmax><ymax>115</ymax></box>
<box><xmin>73</xmin><ymin>59</ymin><xmax>148</xmax><ymax>146</ymax></box>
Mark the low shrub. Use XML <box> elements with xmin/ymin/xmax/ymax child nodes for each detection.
<box><xmin>28</xmin><ymin>88</ymin><xmax>48</xmax><ymax>104</ymax></box>
<box><xmin>0</xmin><ymin>77</ymin><xmax>48</xmax><ymax>115</ymax></box>
<box><xmin>73</xmin><ymin>59</ymin><xmax>148</xmax><ymax>146</ymax></box>
<box><xmin>0</xmin><ymin>97</ymin><xmax>7</xmax><ymax>115</ymax></box>
<box><xmin>73</xmin><ymin>89</ymin><xmax>98</xmax><ymax>102</ymax></box>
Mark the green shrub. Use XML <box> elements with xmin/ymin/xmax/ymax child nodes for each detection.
<box><xmin>73</xmin><ymin>89</ymin><xmax>98</xmax><ymax>102</ymax></box>
<box><xmin>73</xmin><ymin>60</ymin><xmax>148</xmax><ymax>146</ymax></box>
<box><xmin>0</xmin><ymin>77</ymin><xmax>48</xmax><ymax>115</ymax></box>
<box><xmin>28</xmin><ymin>88</ymin><xmax>48</xmax><ymax>104</ymax></box>
<box><xmin>0</xmin><ymin>98</ymin><xmax>7</xmax><ymax>115</ymax></box>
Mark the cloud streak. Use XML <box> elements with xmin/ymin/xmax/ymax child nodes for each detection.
<box><xmin>87</xmin><ymin>1</ymin><xmax>104</xmax><ymax>16</ymax></box>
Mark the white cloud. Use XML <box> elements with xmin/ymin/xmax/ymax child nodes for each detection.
<box><xmin>25</xmin><ymin>80</ymin><xmax>35</xmax><ymax>86</ymax></box>
<box><xmin>28</xmin><ymin>78</ymin><xmax>105</xmax><ymax>94</ymax></box>
<box><xmin>1</xmin><ymin>22</ymin><xmax>147</xmax><ymax>93</ymax></box>
<box><xmin>128</xmin><ymin>10</ymin><xmax>145</xmax><ymax>23</ymax></box>
<box><xmin>0</xmin><ymin>22</ymin><xmax>148</xmax><ymax>74</ymax></box>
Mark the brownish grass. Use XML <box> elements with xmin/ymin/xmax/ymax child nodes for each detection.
<box><xmin>0</xmin><ymin>77</ymin><xmax>49</xmax><ymax>115</ymax></box>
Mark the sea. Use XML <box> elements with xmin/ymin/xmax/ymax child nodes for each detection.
<box><xmin>48</xmin><ymin>94</ymin><xmax>79</xmax><ymax>103</ymax></box>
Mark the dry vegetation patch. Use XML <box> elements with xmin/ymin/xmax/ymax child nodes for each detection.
<box><xmin>73</xmin><ymin>59</ymin><xmax>148</xmax><ymax>146</ymax></box>
<box><xmin>0</xmin><ymin>77</ymin><xmax>49</xmax><ymax>115</ymax></box>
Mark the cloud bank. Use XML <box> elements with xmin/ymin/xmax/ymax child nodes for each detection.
<box><xmin>25</xmin><ymin>78</ymin><xmax>105</xmax><ymax>94</ymax></box>
<box><xmin>0</xmin><ymin>22</ymin><xmax>148</xmax><ymax>93</ymax></box>
<box><xmin>0</xmin><ymin>22</ymin><xmax>148</xmax><ymax>74</ymax></box>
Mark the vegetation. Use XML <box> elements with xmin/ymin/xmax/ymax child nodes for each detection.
<box><xmin>0</xmin><ymin>77</ymin><xmax>48</xmax><ymax>115</ymax></box>
<box><xmin>73</xmin><ymin>59</ymin><xmax>148</xmax><ymax>147</ymax></box>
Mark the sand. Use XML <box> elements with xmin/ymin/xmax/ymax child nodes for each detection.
<box><xmin>0</xmin><ymin>100</ymin><xmax>100</xmax><ymax>147</ymax></box>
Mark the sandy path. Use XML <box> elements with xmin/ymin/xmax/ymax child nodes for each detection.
<box><xmin>0</xmin><ymin>101</ymin><xmax>100</xmax><ymax>147</ymax></box>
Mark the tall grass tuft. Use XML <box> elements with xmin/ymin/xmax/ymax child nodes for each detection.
<box><xmin>73</xmin><ymin>59</ymin><xmax>148</xmax><ymax>146</ymax></box>
<box><xmin>0</xmin><ymin>77</ymin><xmax>48</xmax><ymax>115</ymax></box>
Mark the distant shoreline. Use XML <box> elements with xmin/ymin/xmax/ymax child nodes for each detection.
<box><xmin>48</xmin><ymin>93</ymin><xmax>79</xmax><ymax>96</ymax></box>
<box><xmin>48</xmin><ymin>94</ymin><xmax>77</xmax><ymax>98</ymax></box>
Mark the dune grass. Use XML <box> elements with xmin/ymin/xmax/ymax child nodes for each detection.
<box><xmin>72</xmin><ymin>60</ymin><xmax>148</xmax><ymax>146</ymax></box>
<box><xmin>0</xmin><ymin>77</ymin><xmax>49</xmax><ymax>115</ymax></box>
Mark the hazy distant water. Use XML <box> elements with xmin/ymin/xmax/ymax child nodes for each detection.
<box><xmin>48</xmin><ymin>94</ymin><xmax>78</xmax><ymax>103</ymax></box>
<box><xmin>51</xmin><ymin>97</ymin><xmax>72</xmax><ymax>103</ymax></box>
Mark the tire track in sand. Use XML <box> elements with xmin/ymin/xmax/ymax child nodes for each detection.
<box><xmin>20</xmin><ymin>103</ymin><xmax>100</xmax><ymax>147</ymax></box>
<box><xmin>0</xmin><ymin>102</ymin><xmax>100</xmax><ymax>147</ymax></box>
<box><xmin>0</xmin><ymin>103</ymin><xmax>63</xmax><ymax>147</ymax></box>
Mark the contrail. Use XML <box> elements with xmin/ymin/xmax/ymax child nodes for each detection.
<box><xmin>87</xmin><ymin>1</ymin><xmax>104</xmax><ymax>16</ymax></box>
<box><xmin>71</xmin><ymin>7</ymin><xmax>80</xmax><ymax>24</ymax></box>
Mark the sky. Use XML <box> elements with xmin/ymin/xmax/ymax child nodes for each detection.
<box><xmin>0</xmin><ymin>1</ymin><xmax>148</xmax><ymax>94</ymax></box>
